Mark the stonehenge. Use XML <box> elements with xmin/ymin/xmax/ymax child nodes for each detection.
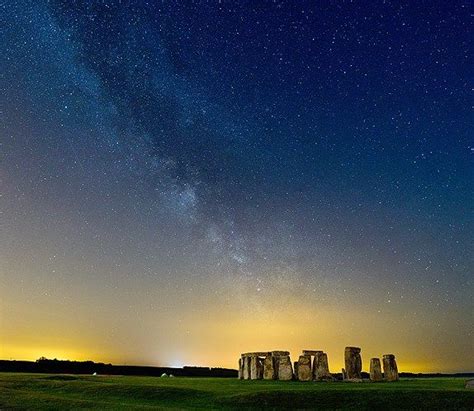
<box><xmin>383</xmin><ymin>354</ymin><xmax>399</xmax><ymax>381</ymax></box>
<box><xmin>240</xmin><ymin>351</ymin><xmax>292</xmax><ymax>381</ymax></box>
<box><xmin>239</xmin><ymin>349</ymin><xmax>333</xmax><ymax>382</ymax></box>
<box><xmin>239</xmin><ymin>348</ymin><xmax>399</xmax><ymax>382</ymax></box>
<box><xmin>369</xmin><ymin>358</ymin><xmax>383</xmax><ymax>381</ymax></box>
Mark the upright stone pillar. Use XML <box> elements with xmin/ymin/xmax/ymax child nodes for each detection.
<box><xmin>344</xmin><ymin>347</ymin><xmax>362</xmax><ymax>380</ymax></box>
<box><xmin>270</xmin><ymin>351</ymin><xmax>289</xmax><ymax>380</ymax></box>
<box><xmin>250</xmin><ymin>355</ymin><xmax>263</xmax><ymax>380</ymax></box>
<box><xmin>313</xmin><ymin>352</ymin><xmax>333</xmax><ymax>380</ymax></box>
<box><xmin>369</xmin><ymin>358</ymin><xmax>383</xmax><ymax>381</ymax></box>
<box><xmin>297</xmin><ymin>355</ymin><xmax>312</xmax><ymax>381</ymax></box>
<box><xmin>263</xmin><ymin>354</ymin><xmax>276</xmax><ymax>380</ymax></box>
<box><xmin>238</xmin><ymin>358</ymin><xmax>242</xmax><ymax>379</ymax></box>
<box><xmin>242</xmin><ymin>356</ymin><xmax>251</xmax><ymax>380</ymax></box>
<box><xmin>277</xmin><ymin>355</ymin><xmax>293</xmax><ymax>380</ymax></box>
<box><xmin>383</xmin><ymin>354</ymin><xmax>399</xmax><ymax>381</ymax></box>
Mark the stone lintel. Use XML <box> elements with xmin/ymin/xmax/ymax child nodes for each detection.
<box><xmin>241</xmin><ymin>352</ymin><xmax>271</xmax><ymax>357</ymax></box>
<box><xmin>302</xmin><ymin>350</ymin><xmax>323</xmax><ymax>356</ymax></box>
<box><xmin>271</xmin><ymin>350</ymin><xmax>290</xmax><ymax>356</ymax></box>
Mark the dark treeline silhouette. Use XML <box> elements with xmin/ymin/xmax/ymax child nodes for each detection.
<box><xmin>0</xmin><ymin>358</ymin><xmax>237</xmax><ymax>377</ymax></box>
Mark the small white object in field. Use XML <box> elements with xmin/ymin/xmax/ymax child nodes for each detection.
<box><xmin>92</xmin><ymin>372</ymin><xmax>97</xmax><ymax>376</ymax></box>
<box><xmin>161</xmin><ymin>373</ymin><xmax>168</xmax><ymax>377</ymax></box>
<box><xmin>169</xmin><ymin>374</ymin><xmax>174</xmax><ymax>378</ymax></box>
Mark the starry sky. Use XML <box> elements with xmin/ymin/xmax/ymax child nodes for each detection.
<box><xmin>1</xmin><ymin>1</ymin><xmax>472</xmax><ymax>373</ymax></box>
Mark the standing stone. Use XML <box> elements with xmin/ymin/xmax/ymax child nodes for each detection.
<box><xmin>344</xmin><ymin>347</ymin><xmax>362</xmax><ymax>379</ymax></box>
<box><xmin>263</xmin><ymin>354</ymin><xmax>276</xmax><ymax>380</ymax></box>
<box><xmin>277</xmin><ymin>355</ymin><xmax>293</xmax><ymax>380</ymax></box>
<box><xmin>238</xmin><ymin>358</ymin><xmax>242</xmax><ymax>379</ymax></box>
<box><xmin>250</xmin><ymin>355</ymin><xmax>263</xmax><ymax>380</ymax></box>
<box><xmin>293</xmin><ymin>361</ymin><xmax>299</xmax><ymax>378</ymax></box>
<box><xmin>242</xmin><ymin>356</ymin><xmax>251</xmax><ymax>380</ymax></box>
<box><xmin>369</xmin><ymin>358</ymin><xmax>383</xmax><ymax>381</ymax></box>
<box><xmin>297</xmin><ymin>355</ymin><xmax>312</xmax><ymax>381</ymax></box>
<box><xmin>273</xmin><ymin>356</ymin><xmax>281</xmax><ymax>379</ymax></box>
<box><xmin>383</xmin><ymin>354</ymin><xmax>399</xmax><ymax>381</ymax></box>
<box><xmin>341</xmin><ymin>368</ymin><xmax>347</xmax><ymax>380</ymax></box>
<box><xmin>313</xmin><ymin>352</ymin><xmax>333</xmax><ymax>381</ymax></box>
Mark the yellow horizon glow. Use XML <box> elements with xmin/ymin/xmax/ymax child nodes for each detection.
<box><xmin>2</xmin><ymin>301</ymin><xmax>472</xmax><ymax>374</ymax></box>
<box><xmin>2</xmin><ymin>258</ymin><xmax>472</xmax><ymax>374</ymax></box>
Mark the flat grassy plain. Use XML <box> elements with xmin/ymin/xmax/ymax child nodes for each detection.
<box><xmin>1</xmin><ymin>373</ymin><xmax>473</xmax><ymax>410</ymax></box>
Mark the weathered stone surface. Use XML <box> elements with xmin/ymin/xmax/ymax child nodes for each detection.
<box><xmin>341</xmin><ymin>368</ymin><xmax>347</xmax><ymax>380</ymax></box>
<box><xmin>263</xmin><ymin>354</ymin><xmax>276</xmax><ymax>380</ymax></box>
<box><xmin>302</xmin><ymin>350</ymin><xmax>323</xmax><ymax>356</ymax></box>
<box><xmin>242</xmin><ymin>352</ymin><xmax>271</xmax><ymax>357</ymax></box>
<box><xmin>369</xmin><ymin>358</ymin><xmax>383</xmax><ymax>382</ymax></box>
<box><xmin>250</xmin><ymin>355</ymin><xmax>263</xmax><ymax>380</ymax></box>
<box><xmin>277</xmin><ymin>355</ymin><xmax>293</xmax><ymax>380</ymax></box>
<box><xmin>271</xmin><ymin>351</ymin><xmax>290</xmax><ymax>356</ymax></box>
<box><xmin>383</xmin><ymin>354</ymin><xmax>399</xmax><ymax>382</ymax></box>
<box><xmin>297</xmin><ymin>355</ymin><xmax>312</xmax><ymax>381</ymax></box>
<box><xmin>344</xmin><ymin>347</ymin><xmax>362</xmax><ymax>379</ymax></box>
<box><xmin>273</xmin><ymin>356</ymin><xmax>281</xmax><ymax>379</ymax></box>
<box><xmin>238</xmin><ymin>358</ymin><xmax>242</xmax><ymax>379</ymax></box>
<box><xmin>242</xmin><ymin>356</ymin><xmax>251</xmax><ymax>380</ymax></box>
<box><xmin>466</xmin><ymin>380</ymin><xmax>474</xmax><ymax>389</ymax></box>
<box><xmin>293</xmin><ymin>361</ymin><xmax>299</xmax><ymax>377</ymax></box>
<box><xmin>313</xmin><ymin>352</ymin><xmax>333</xmax><ymax>381</ymax></box>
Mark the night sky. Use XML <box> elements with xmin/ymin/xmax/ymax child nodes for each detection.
<box><xmin>1</xmin><ymin>1</ymin><xmax>472</xmax><ymax>372</ymax></box>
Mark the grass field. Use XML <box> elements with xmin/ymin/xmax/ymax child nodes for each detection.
<box><xmin>1</xmin><ymin>373</ymin><xmax>473</xmax><ymax>410</ymax></box>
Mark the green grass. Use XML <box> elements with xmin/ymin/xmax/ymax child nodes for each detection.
<box><xmin>1</xmin><ymin>373</ymin><xmax>473</xmax><ymax>410</ymax></box>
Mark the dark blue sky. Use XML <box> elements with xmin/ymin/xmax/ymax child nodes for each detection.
<box><xmin>1</xmin><ymin>1</ymin><xmax>472</xmax><ymax>371</ymax></box>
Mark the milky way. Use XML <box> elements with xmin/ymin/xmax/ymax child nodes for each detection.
<box><xmin>1</xmin><ymin>1</ymin><xmax>472</xmax><ymax>372</ymax></box>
